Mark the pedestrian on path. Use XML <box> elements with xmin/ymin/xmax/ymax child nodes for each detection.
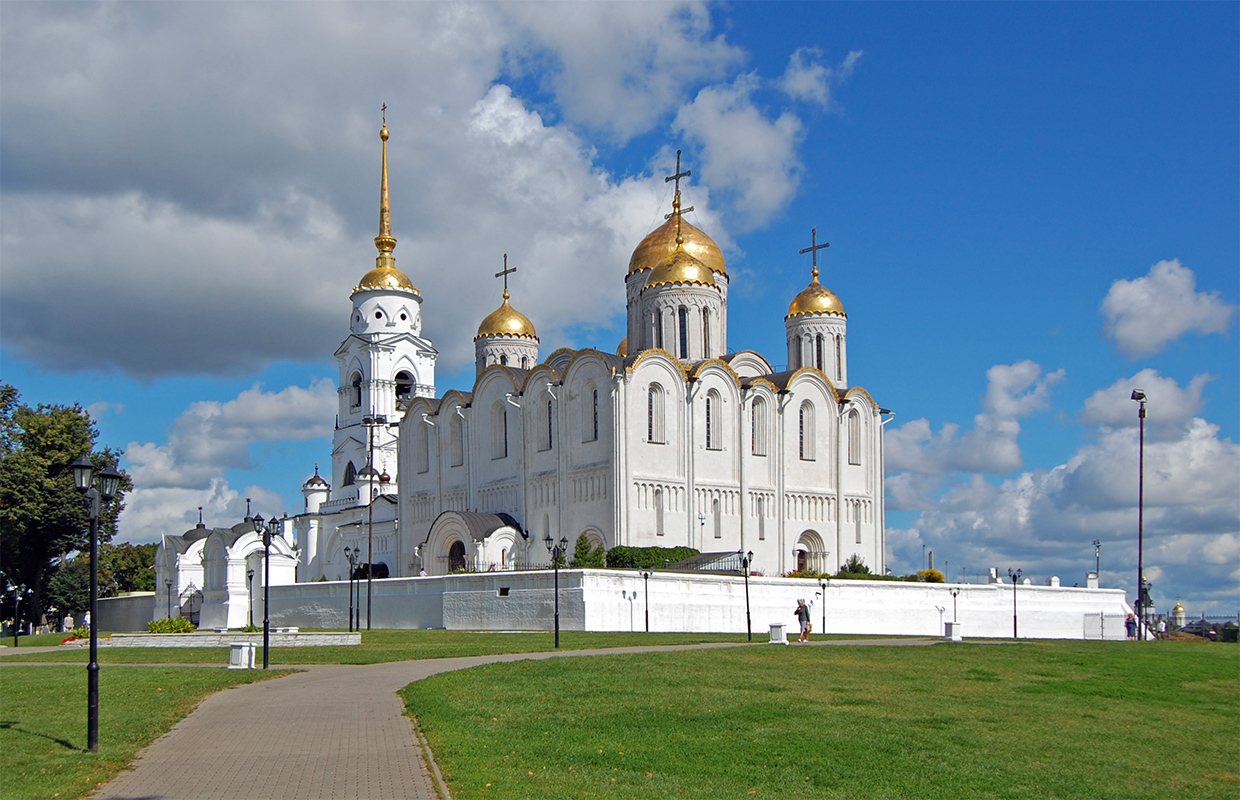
<box><xmin>795</xmin><ymin>599</ymin><xmax>811</xmax><ymax>642</ymax></box>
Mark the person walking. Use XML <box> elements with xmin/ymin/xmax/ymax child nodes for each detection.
<box><xmin>795</xmin><ymin>599</ymin><xmax>812</xmax><ymax>643</ymax></box>
<box><xmin>1125</xmin><ymin>613</ymin><xmax>1137</xmax><ymax>640</ymax></box>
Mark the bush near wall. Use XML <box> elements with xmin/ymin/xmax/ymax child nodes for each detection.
<box><xmin>148</xmin><ymin>617</ymin><xmax>196</xmax><ymax>633</ymax></box>
<box><xmin>605</xmin><ymin>546</ymin><xmax>699</xmax><ymax>570</ymax></box>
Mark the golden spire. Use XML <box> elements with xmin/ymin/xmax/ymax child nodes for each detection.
<box><xmin>664</xmin><ymin>149</ymin><xmax>694</xmax><ymax>245</ymax></box>
<box><xmin>374</xmin><ymin>102</ymin><xmax>397</xmax><ymax>269</ymax></box>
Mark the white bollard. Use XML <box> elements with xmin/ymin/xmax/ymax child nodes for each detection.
<box><xmin>768</xmin><ymin>623</ymin><xmax>788</xmax><ymax>645</ymax></box>
<box><xmin>943</xmin><ymin>621</ymin><xmax>963</xmax><ymax>642</ymax></box>
<box><xmin>228</xmin><ymin>642</ymin><xmax>256</xmax><ymax>669</ymax></box>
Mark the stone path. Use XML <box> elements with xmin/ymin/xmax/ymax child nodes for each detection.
<box><xmin>66</xmin><ymin>638</ymin><xmax>936</xmax><ymax>800</ymax></box>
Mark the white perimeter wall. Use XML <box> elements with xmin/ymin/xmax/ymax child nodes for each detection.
<box><xmin>249</xmin><ymin>570</ymin><xmax>1132</xmax><ymax>640</ymax></box>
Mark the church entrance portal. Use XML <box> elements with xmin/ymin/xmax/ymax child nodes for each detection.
<box><xmin>448</xmin><ymin>541</ymin><xmax>466</xmax><ymax>573</ymax></box>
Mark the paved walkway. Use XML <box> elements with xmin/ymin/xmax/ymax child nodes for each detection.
<box><xmin>74</xmin><ymin>638</ymin><xmax>935</xmax><ymax>800</ymax></box>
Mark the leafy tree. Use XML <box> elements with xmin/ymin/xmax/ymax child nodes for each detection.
<box><xmin>570</xmin><ymin>535</ymin><xmax>606</xmax><ymax>568</ymax></box>
<box><xmin>102</xmin><ymin>542</ymin><xmax>157</xmax><ymax>592</ymax></box>
<box><xmin>0</xmin><ymin>385</ymin><xmax>131</xmax><ymax>628</ymax></box>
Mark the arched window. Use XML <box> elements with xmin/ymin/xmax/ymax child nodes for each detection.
<box><xmin>678</xmin><ymin>307</ymin><xmax>688</xmax><ymax>359</ymax></box>
<box><xmin>702</xmin><ymin>308</ymin><xmax>710</xmax><ymax>356</ymax></box>
<box><xmin>350</xmin><ymin>373</ymin><xmax>362</xmax><ymax>408</ymax></box>
<box><xmin>416</xmin><ymin>423</ymin><xmax>430</xmax><ymax>473</ymax></box>
<box><xmin>756</xmin><ymin>496</ymin><xmax>766</xmax><ymax>541</ymax></box>
<box><xmin>543</xmin><ymin>397</ymin><xmax>554</xmax><ymax>451</ymax></box>
<box><xmin>856</xmin><ymin>504</ymin><xmax>863</xmax><ymax>544</ymax></box>
<box><xmin>343</xmin><ymin>460</ymin><xmax>357</xmax><ymax>486</ymax></box>
<box><xmin>449</xmin><ymin>414</ymin><xmax>464</xmax><ymax>467</ymax></box>
<box><xmin>521</xmin><ymin>356</ymin><xmax>528</xmax><ymax>369</ymax></box>
<box><xmin>705</xmin><ymin>389</ymin><xmax>721</xmax><ymax>450</ymax></box>
<box><xmin>815</xmin><ymin>335</ymin><xmax>824</xmax><ymax>371</ymax></box>
<box><xmin>799</xmin><ymin>401</ymin><xmax>815</xmax><ymax>461</ymax></box>
<box><xmin>848</xmin><ymin>409</ymin><xmax>861</xmax><ymax>465</ymax></box>
<box><xmin>500</xmin><ymin>354</ymin><xmax>508</xmax><ymax>366</ymax></box>
<box><xmin>654</xmin><ymin>488</ymin><xmax>664</xmax><ymax>536</ymax></box>
<box><xmin>395</xmin><ymin>371</ymin><xmax>414</xmax><ymax>406</ymax></box>
<box><xmin>836</xmin><ymin>335</ymin><xmax>842</xmax><ymax>379</ymax></box>
<box><xmin>653</xmin><ymin>311</ymin><xmax>663</xmax><ymax>350</ymax></box>
<box><xmin>751</xmin><ymin>398</ymin><xmax>767</xmax><ymax>456</ymax></box>
<box><xmin>492</xmin><ymin>401</ymin><xmax>507</xmax><ymax>459</ymax></box>
<box><xmin>647</xmin><ymin>384</ymin><xmax>665</xmax><ymax>444</ymax></box>
<box><xmin>448</xmin><ymin>541</ymin><xmax>466</xmax><ymax>573</ymax></box>
<box><xmin>582</xmin><ymin>385</ymin><xmax>598</xmax><ymax>442</ymax></box>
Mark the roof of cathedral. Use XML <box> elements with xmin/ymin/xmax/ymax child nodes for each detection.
<box><xmin>643</xmin><ymin>245</ymin><xmax>716</xmax><ymax>290</ymax></box>
<box><xmin>428</xmin><ymin>511</ymin><xmax>525</xmax><ymax>543</ymax></box>
<box><xmin>787</xmin><ymin>271</ymin><xmax>845</xmax><ymax>319</ymax></box>
<box><xmin>628</xmin><ymin>214</ymin><xmax>726</xmax><ymax>277</ymax></box>
<box><xmin>354</xmin><ymin>116</ymin><xmax>419</xmax><ymax>297</ymax></box>
<box><xmin>475</xmin><ymin>294</ymin><xmax>537</xmax><ymax>340</ymax></box>
<box><xmin>616</xmin><ymin>337</ymin><xmax>628</xmax><ymax>357</ymax></box>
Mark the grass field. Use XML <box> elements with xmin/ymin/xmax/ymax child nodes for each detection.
<box><xmin>402</xmin><ymin>639</ymin><xmax>1239</xmax><ymax>799</ymax></box>
<box><xmin>0</xmin><ymin>666</ymin><xmax>288</xmax><ymax>800</ymax></box>
<box><xmin>0</xmin><ymin>629</ymin><xmax>751</xmax><ymax>665</ymax></box>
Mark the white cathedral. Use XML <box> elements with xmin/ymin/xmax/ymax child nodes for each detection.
<box><xmin>287</xmin><ymin>121</ymin><xmax>890</xmax><ymax>584</ymax></box>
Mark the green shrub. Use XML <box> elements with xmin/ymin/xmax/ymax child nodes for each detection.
<box><xmin>605</xmin><ymin>546</ymin><xmax>699</xmax><ymax>570</ymax></box>
<box><xmin>782</xmin><ymin>569</ymin><xmax>830</xmax><ymax>579</ymax></box>
<box><xmin>917</xmin><ymin>569</ymin><xmax>946</xmax><ymax>583</ymax></box>
<box><xmin>840</xmin><ymin>555</ymin><xmax>870</xmax><ymax>574</ymax></box>
<box><xmin>571</xmin><ymin>535</ymin><xmax>606</xmax><ymax>568</ymax></box>
<box><xmin>240</xmin><ymin>624</ymin><xmax>261</xmax><ymax>633</ymax></box>
<box><xmin>147</xmin><ymin>617</ymin><xmax>196</xmax><ymax>633</ymax></box>
<box><xmin>67</xmin><ymin>625</ymin><xmax>90</xmax><ymax>639</ymax></box>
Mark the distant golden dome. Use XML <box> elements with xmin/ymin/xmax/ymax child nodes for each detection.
<box><xmin>787</xmin><ymin>275</ymin><xmax>845</xmax><ymax>319</ymax></box>
<box><xmin>616</xmin><ymin>337</ymin><xmax>628</xmax><ymax>357</ymax></box>
<box><xmin>644</xmin><ymin>246</ymin><xmax>716</xmax><ymax>291</ymax></box>
<box><xmin>1173</xmin><ymin>601</ymin><xmax>1185</xmax><ymax>614</ymax></box>
<box><xmin>476</xmin><ymin>296</ymin><xmax>537</xmax><ymax>340</ymax></box>
<box><xmin>355</xmin><ymin>266</ymin><xmax>418</xmax><ymax>295</ymax></box>
<box><xmin>628</xmin><ymin>215</ymin><xmax>726</xmax><ymax>277</ymax></box>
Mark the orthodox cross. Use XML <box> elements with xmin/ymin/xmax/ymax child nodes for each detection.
<box><xmin>663</xmin><ymin>149</ymin><xmax>695</xmax><ymax>241</ymax></box>
<box><xmin>381</xmin><ymin>102</ymin><xmax>386</xmax><ymax>126</ymax></box>
<box><xmin>799</xmin><ymin>227</ymin><xmax>830</xmax><ymax>279</ymax></box>
<box><xmin>494</xmin><ymin>253</ymin><xmax>516</xmax><ymax>299</ymax></box>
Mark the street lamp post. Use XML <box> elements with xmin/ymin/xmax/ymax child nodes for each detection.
<box><xmin>950</xmin><ymin>588</ymin><xmax>960</xmax><ymax>622</ymax></box>
<box><xmin>246</xmin><ymin>568</ymin><xmax>255</xmax><ymax>628</ymax></box>
<box><xmin>641</xmin><ymin>571</ymin><xmax>651</xmax><ymax>633</ymax></box>
<box><xmin>8</xmin><ymin>582</ymin><xmax>20</xmax><ymax>647</ymax></box>
<box><xmin>819</xmin><ymin>579</ymin><xmax>828</xmax><ymax>638</ymax></box>
<box><xmin>70</xmin><ymin>455</ymin><xmax>122</xmax><ymax>753</ymax></box>
<box><xmin>1131</xmin><ymin>389</ymin><xmax>1146</xmax><ymax>641</ymax></box>
<box><xmin>544</xmin><ymin>535</ymin><xmax>568</xmax><ymax>648</ymax></box>
<box><xmin>1092</xmin><ymin>539</ymin><xmax>1101</xmax><ymax>580</ymax></box>
<box><xmin>362</xmin><ymin>414</ymin><xmax>387</xmax><ymax>630</ymax></box>
<box><xmin>697</xmin><ymin>512</ymin><xmax>705</xmax><ymax>549</ymax></box>
<box><xmin>256</xmin><ymin>515</ymin><xmax>279</xmax><ymax>669</ymax></box>
<box><xmin>165</xmin><ymin>579</ymin><xmax>173</xmax><ymax>620</ymax></box>
<box><xmin>1008</xmin><ymin>568</ymin><xmax>1022</xmax><ymax>639</ymax></box>
<box><xmin>740</xmin><ymin>550</ymin><xmax>754</xmax><ymax>642</ymax></box>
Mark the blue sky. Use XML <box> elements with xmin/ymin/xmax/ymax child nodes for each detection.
<box><xmin>3</xmin><ymin>2</ymin><xmax>1236</xmax><ymax>613</ymax></box>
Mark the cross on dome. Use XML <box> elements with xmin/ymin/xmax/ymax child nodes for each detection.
<box><xmin>663</xmin><ymin>149</ymin><xmax>695</xmax><ymax>244</ymax></box>
<box><xmin>494</xmin><ymin>253</ymin><xmax>516</xmax><ymax>300</ymax></box>
<box><xmin>799</xmin><ymin>227</ymin><xmax>830</xmax><ymax>280</ymax></box>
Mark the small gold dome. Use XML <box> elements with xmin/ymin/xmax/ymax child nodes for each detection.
<box><xmin>355</xmin><ymin>266</ymin><xmax>418</xmax><ymax>295</ymax></box>
<box><xmin>616</xmin><ymin>337</ymin><xmax>628</xmax><ymax>357</ymax></box>
<box><xmin>787</xmin><ymin>276</ymin><xmax>845</xmax><ymax>318</ymax></box>
<box><xmin>644</xmin><ymin>246</ymin><xmax>716</xmax><ymax>291</ymax></box>
<box><xmin>476</xmin><ymin>297</ymin><xmax>537</xmax><ymax>340</ymax></box>
<box><xmin>628</xmin><ymin>215</ymin><xmax>726</xmax><ymax>276</ymax></box>
<box><xmin>1173</xmin><ymin>601</ymin><xmax>1185</xmax><ymax>614</ymax></box>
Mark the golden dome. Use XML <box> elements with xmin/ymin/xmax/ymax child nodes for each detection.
<box><xmin>787</xmin><ymin>275</ymin><xmax>845</xmax><ymax>319</ymax></box>
<box><xmin>644</xmin><ymin>246</ymin><xmax>716</xmax><ymax>291</ymax></box>
<box><xmin>355</xmin><ymin>266</ymin><xmax>418</xmax><ymax>295</ymax></box>
<box><xmin>628</xmin><ymin>215</ymin><xmax>726</xmax><ymax>276</ymax></box>
<box><xmin>476</xmin><ymin>296</ymin><xmax>537</xmax><ymax>340</ymax></box>
<box><xmin>616</xmin><ymin>337</ymin><xmax>628</xmax><ymax>357</ymax></box>
<box><xmin>1173</xmin><ymin>601</ymin><xmax>1185</xmax><ymax>614</ymax></box>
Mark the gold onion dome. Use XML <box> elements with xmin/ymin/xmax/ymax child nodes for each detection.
<box><xmin>616</xmin><ymin>336</ymin><xmax>628</xmax><ymax>357</ymax></box>
<box><xmin>644</xmin><ymin>245</ymin><xmax>716</xmax><ymax>290</ymax></box>
<box><xmin>628</xmin><ymin>215</ymin><xmax>726</xmax><ymax>277</ymax></box>
<box><xmin>476</xmin><ymin>293</ymin><xmax>538</xmax><ymax>340</ymax></box>
<box><xmin>787</xmin><ymin>273</ymin><xmax>846</xmax><ymax>318</ymax></box>
<box><xmin>356</xmin><ymin>265</ymin><xmax>417</xmax><ymax>294</ymax></box>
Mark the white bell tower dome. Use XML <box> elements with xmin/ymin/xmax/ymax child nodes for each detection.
<box><xmin>785</xmin><ymin>228</ymin><xmax>847</xmax><ymax>388</ymax></box>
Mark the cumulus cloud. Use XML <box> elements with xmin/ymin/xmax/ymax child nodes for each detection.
<box><xmin>1</xmin><ymin>2</ymin><xmax>820</xmax><ymax>378</ymax></box>
<box><xmin>890</xmin><ymin>369</ymin><xmax>1239</xmax><ymax>611</ymax></box>
<box><xmin>1080</xmin><ymin>369</ymin><xmax>1213</xmax><ymax>438</ymax></box>
<box><xmin>1101</xmin><ymin>259</ymin><xmax>1237</xmax><ymax>358</ymax></box>
<box><xmin>776</xmin><ymin>48</ymin><xmax>862</xmax><ymax>108</ymax></box>
<box><xmin>885</xmin><ymin>360</ymin><xmax>1064</xmax><ymax>479</ymax></box>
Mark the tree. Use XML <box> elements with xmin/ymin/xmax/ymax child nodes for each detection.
<box><xmin>102</xmin><ymin>542</ymin><xmax>157</xmax><ymax>593</ymax></box>
<box><xmin>839</xmin><ymin>555</ymin><xmax>871</xmax><ymax>575</ymax></box>
<box><xmin>0</xmin><ymin>385</ymin><xmax>132</xmax><ymax>628</ymax></box>
<box><xmin>570</xmin><ymin>535</ymin><xmax>606</xmax><ymax>568</ymax></box>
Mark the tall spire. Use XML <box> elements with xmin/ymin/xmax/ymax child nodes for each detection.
<box><xmin>374</xmin><ymin>103</ymin><xmax>397</xmax><ymax>269</ymax></box>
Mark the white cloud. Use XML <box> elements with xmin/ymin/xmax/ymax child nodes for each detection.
<box><xmin>1080</xmin><ymin>369</ymin><xmax>1213</xmax><ymax>438</ymax></box>
<box><xmin>885</xmin><ymin>360</ymin><xmax>1063</xmax><ymax>478</ymax></box>
<box><xmin>1101</xmin><ymin>259</ymin><xmax>1237</xmax><ymax>358</ymax></box>
<box><xmin>121</xmin><ymin>479</ymin><xmax>287</xmax><ymax>545</ymax></box>
<box><xmin>776</xmin><ymin>48</ymin><xmax>862</xmax><ymax>108</ymax></box>
<box><xmin>673</xmin><ymin>74</ymin><xmax>804</xmax><ymax>228</ymax></box>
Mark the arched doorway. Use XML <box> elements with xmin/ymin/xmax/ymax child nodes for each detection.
<box><xmin>448</xmin><ymin>541</ymin><xmax>466</xmax><ymax>573</ymax></box>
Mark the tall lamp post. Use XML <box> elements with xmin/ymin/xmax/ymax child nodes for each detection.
<box><xmin>1092</xmin><ymin>539</ymin><xmax>1101</xmax><ymax>580</ymax></box>
<box><xmin>544</xmin><ymin>535</ymin><xmax>568</xmax><ymax>648</ymax></box>
<box><xmin>1007</xmin><ymin>568</ymin><xmax>1022</xmax><ymax>640</ymax></box>
<box><xmin>165</xmin><ymin>579</ymin><xmax>173</xmax><ymax>620</ymax></box>
<box><xmin>255</xmin><ymin>514</ymin><xmax>280</xmax><ymax>670</ymax></box>
<box><xmin>1131</xmin><ymin>389</ymin><xmax>1146</xmax><ymax>641</ymax></box>
<box><xmin>640</xmin><ymin>570</ymin><xmax>651</xmax><ymax>633</ymax></box>
<box><xmin>950</xmin><ymin>588</ymin><xmax>960</xmax><ymax>622</ymax></box>
<box><xmin>818</xmin><ymin>579</ymin><xmax>828</xmax><ymax>638</ymax></box>
<box><xmin>70</xmin><ymin>455</ymin><xmax>122</xmax><ymax>753</ymax></box>
<box><xmin>740</xmin><ymin>550</ymin><xmax>754</xmax><ymax>642</ymax></box>
<box><xmin>362</xmin><ymin>413</ymin><xmax>387</xmax><ymax>630</ymax></box>
<box><xmin>246</xmin><ymin>568</ymin><xmax>255</xmax><ymax>627</ymax></box>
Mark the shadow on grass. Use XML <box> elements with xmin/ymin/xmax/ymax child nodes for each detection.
<box><xmin>0</xmin><ymin>719</ymin><xmax>79</xmax><ymax>750</ymax></box>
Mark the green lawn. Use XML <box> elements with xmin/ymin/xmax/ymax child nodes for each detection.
<box><xmin>0</xmin><ymin>666</ymin><xmax>288</xmax><ymax>800</ymax></box>
<box><xmin>402</xmin><ymin>639</ymin><xmax>1240</xmax><ymax>799</ymax></box>
<box><xmin>0</xmin><ymin>629</ymin><xmax>753</xmax><ymax>665</ymax></box>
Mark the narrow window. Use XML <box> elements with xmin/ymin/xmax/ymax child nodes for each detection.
<box><xmin>653</xmin><ymin>311</ymin><xmax>663</xmax><ymax>350</ymax></box>
<box><xmin>500</xmin><ymin>354</ymin><xmax>508</xmax><ymax>366</ymax></box>
<box><xmin>655</xmin><ymin>489</ymin><xmax>664</xmax><ymax>536</ymax></box>
<box><xmin>492</xmin><ymin>402</ymin><xmax>507</xmax><ymax>459</ymax></box>
<box><xmin>343</xmin><ymin>460</ymin><xmax>357</xmax><ymax>486</ymax></box>
<box><xmin>705</xmin><ymin>394</ymin><xmax>713</xmax><ymax>450</ymax></box>
<box><xmin>450</xmin><ymin>415</ymin><xmax>463</xmax><ymax>467</ymax></box>
<box><xmin>799</xmin><ymin>401</ymin><xmax>815</xmax><ymax>460</ymax></box>
<box><xmin>647</xmin><ymin>384</ymin><xmax>665</xmax><ymax>444</ymax></box>
<box><xmin>713</xmin><ymin>498</ymin><xmax>721</xmax><ymax>539</ymax></box>
<box><xmin>757</xmin><ymin>496</ymin><xmax>766</xmax><ymax>541</ymax></box>
<box><xmin>751</xmin><ymin>399</ymin><xmax>767</xmax><ymax>456</ymax></box>
<box><xmin>546</xmin><ymin>398</ymin><xmax>554</xmax><ymax>450</ymax></box>
<box><xmin>351</xmin><ymin>373</ymin><xmax>362</xmax><ymax>408</ymax></box>
<box><xmin>521</xmin><ymin>356</ymin><xmax>528</xmax><ymax>369</ymax></box>
<box><xmin>815</xmin><ymin>335</ymin><xmax>824</xmax><ymax>371</ymax></box>
<box><xmin>856</xmin><ymin>508</ymin><xmax>863</xmax><ymax>544</ymax></box>
<box><xmin>678</xmin><ymin>307</ymin><xmax>688</xmax><ymax>359</ymax></box>
<box><xmin>592</xmin><ymin>388</ymin><xmax>599</xmax><ymax>441</ymax></box>
<box><xmin>848</xmin><ymin>410</ymin><xmax>861</xmax><ymax>465</ymax></box>
<box><xmin>836</xmin><ymin>336</ymin><xmax>842</xmax><ymax>379</ymax></box>
<box><xmin>702</xmin><ymin>308</ymin><xmax>710</xmax><ymax>356</ymax></box>
<box><xmin>705</xmin><ymin>389</ymin><xmax>722</xmax><ymax>450</ymax></box>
